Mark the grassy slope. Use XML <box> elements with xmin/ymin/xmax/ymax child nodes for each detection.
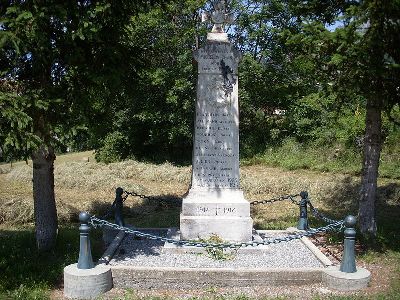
<box><xmin>0</xmin><ymin>151</ymin><xmax>399</xmax><ymax>299</ymax></box>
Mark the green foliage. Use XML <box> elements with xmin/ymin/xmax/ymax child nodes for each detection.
<box><xmin>200</xmin><ymin>234</ymin><xmax>237</xmax><ymax>261</ymax></box>
<box><xmin>2</xmin><ymin>0</ymin><xmax>398</xmax><ymax>167</ymax></box>
<box><xmin>95</xmin><ymin>131</ymin><xmax>129</xmax><ymax>164</ymax></box>
<box><xmin>92</xmin><ymin>1</ymin><xmax>203</xmax><ymax>163</ymax></box>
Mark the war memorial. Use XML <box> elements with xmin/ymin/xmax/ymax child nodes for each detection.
<box><xmin>63</xmin><ymin>2</ymin><xmax>371</xmax><ymax>298</ymax></box>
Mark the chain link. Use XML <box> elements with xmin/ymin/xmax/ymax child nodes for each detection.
<box><xmin>90</xmin><ymin>215</ymin><xmax>344</xmax><ymax>249</ymax></box>
<box><xmin>250</xmin><ymin>194</ymin><xmax>301</xmax><ymax>206</ymax></box>
<box><xmin>124</xmin><ymin>190</ymin><xmax>182</xmax><ymax>206</ymax></box>
<box><xmin>125</xmin><ymin>190</ymin><xmax>300</xmax><ymax>207</ymax></box>
<box><xmin>307</xmin><ymin>199</ymin><xmax>342</xmax><ymax>224</ymax></box>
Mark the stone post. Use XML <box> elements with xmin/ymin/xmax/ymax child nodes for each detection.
<box><xmin>322</xmin><ymin>215</ymin><xmax>370</xmax><ymax>291</ymax></box>
<box><xmin>114</xmin><ymin>187</ymin><xmax>124</xmax><ymax>226</ymax></box>
<box><xmin>64</xmin><ymin>212</ymin><xmax>113</xmax><ymax>299</ymax></box>
<box><xmin>340</xmin><ymin>215</ymin><xmax>357</xmax><ymax>273</ymax></box>
<box><xmin>77</xmin><ymin>211</ymin><xmax>94</xmax><ymax>269</ymax></box>
<box><xmin>297</xmin><ymin>191</ymin><xmax>309</xmax><ymax>230</ymax></box>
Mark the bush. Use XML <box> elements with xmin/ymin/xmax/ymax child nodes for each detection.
<box><xmin>95</xmin><ymin>131</ymin><xmax>128</xmax><ymax>164</ymax></box>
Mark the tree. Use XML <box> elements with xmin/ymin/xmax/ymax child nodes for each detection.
<box><xmin>0</xmin><ymin>1</ymin><xmax>157</xmax><ymax>250</ymax></box>
<box><xmin>94</xmin><ymin>1</ymin><xmax>205</xmax><ymax>163</ymax></box>
<box><xmin>336</xmin><ymin>1</ymin><xmax>400</xmax><ymax>237</ymax></box>
<box><xmin>230</xmin><ymin>0</ymin><xmax>399</xmax><ymax>236</ymax></box>
<box><xmin>284</xmin><ymin>0</ymin><xmax>400</xmax><ymax>237</ymax></box>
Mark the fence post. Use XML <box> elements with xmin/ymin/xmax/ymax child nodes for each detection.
<box><xmin>77</xmin><ymin>212</ymin><xmax>95</xmax><ymax>269</ymax></box>
<box><xmin>114</xmin><ymin>187</ymin><xmax>125</xmax><ymax>226</ymax></box>
<box><xmin>297</xmin><ymin>191</ymin><xmax>309</xmax><ymax>230</ymax></box>
<box><xmin>340</xmin><ymin>215</ymin><xmax>357</xmax><ymax>273</ymax></box>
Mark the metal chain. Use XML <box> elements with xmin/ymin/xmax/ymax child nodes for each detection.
<box><xmin>250</xmin><ymin>194</ymin><xmax>301</xmax><ymax>206</ymax></box>
<box><xmin>307</xmin><ymin>199</ymin><xmax>341</xmax><ymax>224</ymax></box>
<box><xmin>100</xmin><ymin>191</ymin><xmax>300</xmax><ymax>220</ymax></box>
<box><xmin>123</xmin><ymin>190</ymin><xmax>182</xmax><ymax>205</ymax></box>
<box><xmin>89</xmin><ymin>215</ymin><xmax>343</xmax><ymax>249</ymax></box>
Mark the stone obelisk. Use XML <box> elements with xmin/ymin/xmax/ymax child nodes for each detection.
<box><xmin>180</xmin><ymin>1</ymin><xmax>253</xmax><ymax>242</ymax></box>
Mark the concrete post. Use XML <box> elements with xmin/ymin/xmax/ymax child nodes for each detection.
<box><xmin>297</xmin><ymin>191</ymin><xmax>309</xmax><ymax>230</ymax></box>
<box><xmin>77</xmin><ymin>212</ymin><xmax>95</xmax><ymax>269</ymax></box>
<box><xmin>114</xmin><ymin>187</ymin><xmax>125</xmax><ymax>226</ymax></box>
<box><xmin>340</xmin><ymin>215</ymin><xmax>357</xmax><ymax>273</ymax></box>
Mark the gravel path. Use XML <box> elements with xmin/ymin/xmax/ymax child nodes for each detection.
<box><xmin>109</xmin><ymin>229</ymin><xmax>324</xmax><ymax>268</ymax></box>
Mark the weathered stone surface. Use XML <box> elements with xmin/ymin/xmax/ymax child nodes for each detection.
<box><xmin>322</xmin><ymin>265</ymin><xmax>371</xmax><ymax>291</ymax></box>
<box><xmin>111</xmin><ymin>266</ymin><xmax>323</xmax><ymax>289</ymax></box>
<box><xmin>180</xmin><ymin>215</ymin><xmax>253</xmax><ymax>241</ymax></box>
<box><xmin>64</xmin><ymin>263</ymin><xmax>112</xmax><ymax>299</ymax></box>
<box><xmin>182</xmin><ymin>190</ymin><xmax>249</xmax><ymax>217</ymax></box>
<box><xmin>191</xmin><ymin>39</ymin><xmax>241</xmax><ymax>190</ymax></box>
<box><xmin>180</xmin><ymin>32</ymin><xmax>252</xmax><ymax>242</ymax></box>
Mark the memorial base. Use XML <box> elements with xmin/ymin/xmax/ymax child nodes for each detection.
<box><xmin>180</xmin><ymin>216</ymin><xmax>253</xmax><ymax>242</ymax></box>
<box><xmin>322</xmin><ymin>266</ymin><xmax>371</xmax><ymax>291</ymax></box>
<box><xmin>180</xmin><ymin>188</ymin><xmax>253</xmax><ymax>242</ymax></box>
<box><xmin>64</xmin><ymin>263</ymin><xmax>112</xmax><ymax>299</ymax></box>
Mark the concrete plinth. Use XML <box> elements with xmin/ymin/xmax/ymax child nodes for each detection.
<box><xmin>64</xmin><ymin>263</ymin><xmax>112</xmax><ymax>299</ymax></box>
<box><xmin>180</xmin><ymin>189</ymin><xmax>253</xmax><ymax>242</ymax></box>
<box><xmin>180</xmin><ymin>215</ymin><xmax>253</xmax><ymax>242</ymax></box>
<box><xmin>322</xmin><ymin>265</ymin><xmax>371</xmax><ymax>291</ymax></box>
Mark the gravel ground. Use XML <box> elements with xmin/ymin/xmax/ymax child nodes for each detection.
<box><xmin>109</xmin><ymin>229</ymin><xmax>324</xmax><ymax>268</ymax></box>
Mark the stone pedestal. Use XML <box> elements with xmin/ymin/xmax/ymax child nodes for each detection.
<box><xmin>64</xmin><ymin>263</ymin><xmax>112</xmax><ymax>299</ymax></box>
<box><xmin>181</xmin><ymin>189</ymin><xmax>252</xmax><ymax>241</ymax></box>
<box><xmin>180</xmin><ymin>32</ymin><xmax>253</xmax><ymax>242</ymax></box>
<box><xmin>322</xmin><ymin>265</ymin><xmax>371</xmax><ymax>291</ymax></box>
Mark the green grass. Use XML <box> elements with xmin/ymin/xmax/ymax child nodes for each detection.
<box><xmin>243</xmin><ymin>139</ymin><xmax>400</xmax><ymax>180</ymax></box>
<box><xmin>0</xmin><ymin>224</ymin><xmax>103</xmax><ymax>300</ymax></box>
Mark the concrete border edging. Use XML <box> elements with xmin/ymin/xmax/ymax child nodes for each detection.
<box><xmin>111</xmin><ymin>266</ymin><xmax>323</xmax><ymax>289</ymax></box>
<box><xmin>284</xmin><ymin>227</ymin><xmax>333</xmax><ymax>267</ymax></box>
<box><xmin>95</xmin><ymin>227</ymin><xmax>371</xmax><ymax>293</ymax></box>
<box><xmin>99</xmin><ymin>230</ymin><xmax>126</xmax><ymax>265</ymax></box>
<box><xmin>322</xmin><ymin>265</ymin><xmax>371</xmax><ymax>291</ymax></box>
<box><xmin>300</xmin><ymin>236</ymin><xmax>333</xmax><ymax>267</ymax></box>
<box><xmin>64</xmin><ymin>263</ymin><xmax>112</xmax><ymax>299</ymax></box>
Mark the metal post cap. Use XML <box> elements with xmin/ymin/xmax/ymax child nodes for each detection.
<box><xmin>79</xmin><ymin>211</ymin><xmax>91</xmax><ymax>223</ymax></box>
<box><xmin>344</xmin><ymin>215</ymin><xmax>357</xmax><ymax>227</ymax></box>
<box><xmin>116</xmin><ymin>187</ymin><xmax>124</xmax><ymax>195</ymax></box>
<box><xmin>300</xmin><ymin>191</ymin><xmax>308</xmax><ymax>198</ymax></box>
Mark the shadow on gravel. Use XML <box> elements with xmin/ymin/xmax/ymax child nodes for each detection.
<box><xmin>88</xmin><ymin>196</ymin><xmax>181</xmax><ymax>261</ymax></box>
<box><xmin>112</xmin><ymin>229</ymin><xmax>168</xmax><ymax>262</ymax></box>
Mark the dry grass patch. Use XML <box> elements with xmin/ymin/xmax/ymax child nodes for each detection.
<box><xmin>1</xmin><ymin>155</ymin><xmax>190</xmax><ymax>224</ymax></box>
<box><xmin>1</xmin><ymin>152</ymin><xmax>399</xmax><ymax>230</ymax></box>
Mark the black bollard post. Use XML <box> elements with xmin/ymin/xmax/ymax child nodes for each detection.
<box><xmin>297</xmin><ymin>191</ymin><xmax>309</xmax><ymax>230</ymax></box>
<box><xmin>77</xmin><ymin>212</ymin><xmax>95</xmax><ymax>269</ymax></box>
<box><xmin>340</xmin><ymin>215</ymin><xmax>357</xmax><ymax>273</ymax></box>
<box><xmin>114</xmin><ymin>187</ymin><xmax>125</xmax><ymax>226</ymax></box>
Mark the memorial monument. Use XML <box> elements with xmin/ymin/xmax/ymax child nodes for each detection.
<box><xmin>180</xmin><ymin>0</ymin><xmax>253</xmax><ymax>242</ymax></box>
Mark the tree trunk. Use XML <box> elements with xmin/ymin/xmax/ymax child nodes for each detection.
<box><xmin>359</xmin><ymin>98</ymin><xmax>382</xmax><ymax>237</ymax></box>
<box><xmin>32</xmin><ymin>146</ymin><xmax>58</xmax><ymax>251</ymax></box>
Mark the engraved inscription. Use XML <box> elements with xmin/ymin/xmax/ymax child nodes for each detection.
<box><xmin>195</xmin><ymin>43</ymin><xmax>240</xmax><ymax>74</ymax></box>
<box><xmin>196</xmin><ymin>206</ymin><xmax>210</xmax><ymax>214</ymax></box>
<box><xmin>192</xmin><ymin>41</ymin><xmax>240</xmax><ymax>189</ymax></box>
<box><xmin>192</xmin><ymin>109</ymin><xmax>238</xmax><ymax>188</ymax></box>
<box><xmin>216</xmin><ymin>207</ymin><xmax>236</xmax><ymax>215</ymax></box>
<box><xmin>194</xmin><ymin>206</ymin><xmax>237</xmax><ymax>216</ymax></box>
